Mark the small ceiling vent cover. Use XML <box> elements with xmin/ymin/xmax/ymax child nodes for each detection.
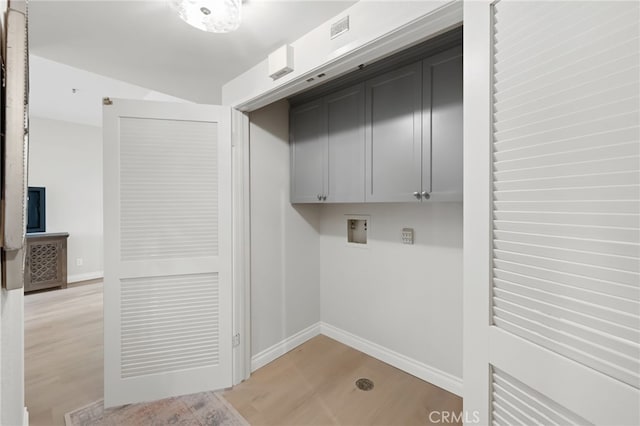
<box><xmin>331</xmin><ymin>15</ymin><xmax>349</xmax><ymax>39</ymax></box>
<box><xmin>355</xmin><ymin>378</ymin><xmax>374</xmax><ymax>391</ymax></box>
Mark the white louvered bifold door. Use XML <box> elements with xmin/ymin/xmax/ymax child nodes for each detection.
<box><xmin>103</xmin><ymin>99</ymin><xmax>232</xmax><ymax>407</ymax></box>
<box><xmin>487</xmin><ymin>1</ymin><xmax>639</xmax><ymax>425</ymax></box>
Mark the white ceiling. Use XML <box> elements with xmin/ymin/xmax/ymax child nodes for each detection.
<box><xmin>29</xmin><ymin>0</ymin><xmax>357</xmax><ymax>104</ymax></box>
<box><xmin>29</xmin><ymin>55</ymin><xmax>189</xmax><ymax>127</ymax></box>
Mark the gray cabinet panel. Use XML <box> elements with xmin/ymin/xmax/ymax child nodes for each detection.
<box><xmin>290</xmin><ymin>45</ymin><xmax>462</xmax><ymax>205</ymax></box>
<box><xmin>326</xmin><ymin>84</ymin><xmax>365</xmax><ymax>202</ymax></box>
<box><xmin>365</xmin><ymin>62</ymin><xmax>423</xmax><ymax>202</ymax></box>
<box><xmin>290</xmin><ymin>99</ymin><xmax>326</xmax><ymax>203</ymax></box>
<box><xmin>424</xmin><ymin>47</ymin><xmax>463</xmax><ymax>201</ymax></box>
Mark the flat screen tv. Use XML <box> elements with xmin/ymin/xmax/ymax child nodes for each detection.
<box><xmin>27</xmin><ymin>186</ymin><xmax>46</xmax><ymax>233</ymax></box>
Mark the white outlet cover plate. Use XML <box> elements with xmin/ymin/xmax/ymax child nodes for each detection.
<box><xmin>401</xmin><ymin>228</ymin><xmax>414</xmax><ymax>244</ymax></box>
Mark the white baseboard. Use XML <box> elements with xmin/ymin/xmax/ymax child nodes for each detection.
<box><xmin>23</xmin><ymin>407</ymin><xmax>29</xmax><ymax>426</ymax></box>
<box><xmin>67</xmin><ymin>271</ymin><xmax>104</xmax><ymax>284</ymax></box>
<box><xmin>320</xmin><ymin>322</ymin><xmax>463</xmax><ymax>397</ymax></box>
<box><xmin>251</xmin><ymin>322</ymin><xmax>321</xmax><ymax>372</ymax></box>
<box><xmin>249</xmin><ymin>321</ymin><xmax>463</xmax><ymax>397</ymax></box>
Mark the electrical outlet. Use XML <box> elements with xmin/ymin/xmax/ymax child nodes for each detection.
<box><xmin>76</xmin><ymin>258</ymin><xmax>83</xmax><ymax>267</ymax></box>
<box><xmin>402</xmin><ymin>228</ymin><xmax>414</xmax><ymax>245</ymax></box>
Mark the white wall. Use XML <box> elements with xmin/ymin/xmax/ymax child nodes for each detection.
<box><xmin>248</xmin><ymin>100</ymin><xmax>321</xmax><ymax>358</ymax></box>
<box><xmin>30</xmin><ymin>55</ymin><xmax>187</xmax><ymax>127</ymax></box>
<box><xmin>320</xmin><ymin>203</ymin><xmax>463</xmax><ymax>391</ymax></box>
<box><xmin>28</xmin><ymin>117</ymin><xmax>103</xmax><ymax>282</ymax></box>
<box><xmin>246</xmin><ymin>100</ymin><xmax>464</xmax><ymax>393</ymax></box>
<box><xmin>222</xmin><ymin>1</ymin><xmax>461</xmax><ymax>109</ymax></box>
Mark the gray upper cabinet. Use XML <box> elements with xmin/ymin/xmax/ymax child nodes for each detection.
<box><xmin>326</xmin><ymin>84</ymin><xmax>365</xmax><ymax>203</ymax></box>
<box><xmin>424</xmin><ymin>47</ymin><xmax>463</xmax><ymax>201</ymax></box>
<box><xmin>290</xmin><ymin>45</ymin><xmax>462</xmax><ymax>204</ymax></box>
<box><xmin>290</xmin><ymin>99</ymin><xmax>326</xmax><ymax>203</ymax></box>
<box><xmin>290</xmin><ymin>84</ymin><xmax>365</xmax><ymax>203</ymax></box>
<box><xmin>365</xmin><ymin>62</ymin><xmax>423</xmax><ymax>202</ymax></box>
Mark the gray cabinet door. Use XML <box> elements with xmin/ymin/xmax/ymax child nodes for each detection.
<box><xmin>423</xmin><ymin>47</ymin><xmax>463</xmax><ymax>201</ymax></box>
<box><xmin>365</xmin><ymin>62</ymin><xmax>423</xmax><ymax>202</ymax></box>
<box><xmin>290</xmin><ymin>99</ymin><xmax>327</xmax><ymax>203</ymax></box>
<box><xmin>326</xmin><ymin>83</ymin><xmax>366</xmax><ymax>202</ymax></box>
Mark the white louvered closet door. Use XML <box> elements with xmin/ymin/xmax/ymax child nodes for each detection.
<box><xmin>103</xmin><ymin>99</ymin><xmax>232</xmax><ymax>407</ymax></box>
<box><xmin>466</xmin><ymin>1</ymin><xmax>639</xmax><ymax>425</ymax></box>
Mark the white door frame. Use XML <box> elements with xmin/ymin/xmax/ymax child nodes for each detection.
<box><xmin>462</xmin><ymin>2</ymin><xmax>492</xmax><ymax>422</ymax></box>
<box><xmin>229</xmin><ymin>2</ymin><xmax>464</xmax><ymax>385</ymax></box>
<box><xmin>231</xmin><ymin>110</ymin><xmax>252</xmax><ymax>384</ymax></box>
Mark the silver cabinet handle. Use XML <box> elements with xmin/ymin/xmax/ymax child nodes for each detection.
<box><xmin>421</xmin><ymin>191</ymin><xmax>430</xmax><ymax>200</ymax></box>
<box><xmin>413</xmin><ymin>191</ymin><xmax>422</xmax><ymax>200</ymax></box>
<box><xmin>322</xmin><ymin>195</ymin><xmax>327</xmax><ymax>201</ymax></box>
<box><xmin>317</xmin><ymin>194</ymin><xmax>322</xmax><ymax>201</ymax></box>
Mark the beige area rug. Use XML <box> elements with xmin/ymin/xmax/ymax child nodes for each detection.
<box><xmin>64</xmin><ymin>391</ymin><xmax>250</xmax><ymax>426</ymax></box>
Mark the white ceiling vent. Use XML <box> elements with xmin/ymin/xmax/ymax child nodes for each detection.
<box><xmin>268</xmin><ymin>44</ymin><xmax>294</xmax><ymax>81</ymax></box>
<box><xmin>331</xmin><ymin>16</ymin><xmax>349</xmax><ymax>39</ymax></box>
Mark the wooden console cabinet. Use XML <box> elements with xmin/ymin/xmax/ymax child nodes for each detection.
<box><xmin>24</xmin><ymin>232</ymin><xmax>69</xmax><ymax>293</ymax></box>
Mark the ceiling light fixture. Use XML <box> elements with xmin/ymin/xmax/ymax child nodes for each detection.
<box><xmin>171</xmin><ymin>0</ymin><xmax>242</xmax><ymax>33</ymax></box>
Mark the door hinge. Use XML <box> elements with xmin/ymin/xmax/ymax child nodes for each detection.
<box><xmin>232</xmin><ymin>333</ymin><xmax>240</xmax><ymax>348</ymax></box>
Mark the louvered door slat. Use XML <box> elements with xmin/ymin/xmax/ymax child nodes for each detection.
<box><xmin>495</xmin><ymin>5</ymin><xmax>630</xmax><ymax>76</ymax></box>
<box><xmin>493</xmin><ymin>314</ymin><xmax>637</xmax><ymax>388</ymax></box>
<box><xmin>494</xmin><ymin>200</ymin><xmax>640</xmax><ymax>215</ymax></box>
<box><xmin>494</xmin><ymin>231</ymin><xmax>638</xmax><ymax>261</ymax></box>
<box><xmin>120</xmin><ymin>118</ymin><xmax>219</xmax><ymax>262</ymax></box>
<box><xmin>492</xmin><ymin>369</ymin><xmax>592</xmax><ymax>426</ymax></box>
<box><xmin>494</xmin><ymin>279</ymin><xmax>638</xmax><ymax>327</ymax></box>
<box><xmin>494</xmin><ymin>141</ymin><xmax>638</xmax><ymax>170</ymax></box>
<box><xmin>496</xmin><ymin>23</ymin><xmax>638</xmax><ymax>93</ymax></box>
<box><xmin>493</xmin><ymin>294</ymin><xmax>638</xmax><ymax>359</ymax></box>
<box><xmin>497</xmin><ymin>57</ymin><xmax>638</xmax><ymax>117</ymax></box>
<box><xmin>494</xmin><ymin>268</ymin><xmax>638</xmax><ymax>316</ymax></box>
<box><xmin>494</xmin><ymin>156</ymin><xmax>638</xmax><ymax>181</ymax></box>
<box><xmin>495</xmin><ymin>94</ymin><xmax>638</xmax><ymax>138</ymax></box>
<box><xmin>491</xmin><ymin>0</ymin><xmax>640</xmax><ymax>391</ymax></box>
<box><xmin>495</xmin><ymin>70</ymin><xmax>639</xmax><ymax>123</ymax></box>
<box><xmin>494</xmin><ymin>2</ymin><xmax>575</xmax><ymax>53</ymax></box>
<box><xmin>494</xmin><ymin>211</ymin><xmax>639</xmax><ymax>230</ymax></box>
<box><xmin>494</xmin><ymin>221</ymin><xmax>638</xmax><ymax>243</ymax></box>
<box><xmin>495</xmin><ymin>82</ymin><xmax>638</xmax><ymax>130</ymax></box>
<box><xmin>494</xmin><ymin>249</ymin><xmax>638</xmax><ymax>285</ymax></box>
<box><xmin>493</xmin><ymin>239</ymin><xmax>639</xmax><ymax>272</ymax></box>
<box><xmin>495</xmin><ymin>35</ymin><xmax>638</xmax><ymax>98</ymax></box>
<box><xmin>494</xmin><ymin>258</ymin><xmax>638</xmax><ymax>301</ymax></box>
<box><xmin>493</xmin><ymin>380</ymin><xmax>559</xmax><ymax>425</ymax></box>
<box><xmin>494</xmin><ymin>171</ymin><xmax>639</xmax><ymax>192</ymax></box>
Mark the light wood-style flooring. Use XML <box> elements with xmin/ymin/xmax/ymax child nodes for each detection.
<box><xmin>25</xmin><ymin>281</ymin><xmax>462</xmax><ymax>426</ymax></box>
<box><xmin>25</xmin><ymin>281</ymin><xmax>103</xmax><ymax>426</ymax></box>
<box><xmin>224</xmin><ymin>335</ymin><xmax>462</xmax><ymax>426</ymax></box>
